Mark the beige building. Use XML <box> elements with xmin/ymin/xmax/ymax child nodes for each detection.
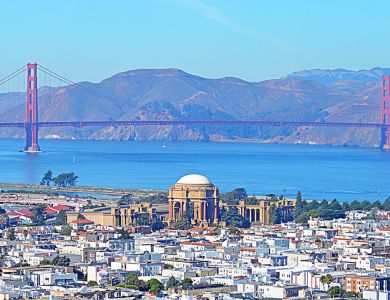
<box><xmin>237</xmin><ymin>198</ymin><xmax>296</xmax><ymax>224</ymax></box>
<box><xmin>168</xmin><ymin>174</ymin><xmax>220</xmax><ymax>226</ymax></box>
<box><xmin>67</xmin><ymin>203</ymin><xmax>163</xmax><ymax>227</ymax></box>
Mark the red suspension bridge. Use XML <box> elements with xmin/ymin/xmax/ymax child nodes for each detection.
<box><xmin>0</xmin><ymin>63</ymin><xmax>390</xmax><ymax>152</ymax></box>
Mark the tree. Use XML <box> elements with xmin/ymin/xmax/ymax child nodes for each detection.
<box><xmin>296</xmin><ymin>191</ymin><xmax>302</xmax><ymax>201</ymax></box>
<box><xmin>41</xmin><ymin>170</ymin><xmax>53</xmax><ymax>186</ymax></box>
<box><xmin>349</xmin><ymin>200</ymin><xmax>362</xmax><ymax>211</ymax></box>
<box><xmin>87</xmin><ymin>281</ymin><xmax>98</xmax><ymax>287</ymax></box>
<box><xmin>0</xmin><ymin>206</ymin><xmax>6</xmax><ymax>215</ymax></box>
<box><xmin>77</xmin><ymin>213</ymin><xmax>86</xmax><ymax>220</ymax></box>
<box><xmin>221</xmin><ymin>188</ymin><xmax>247</xmax><ymax>205</ymax></box>
<box><xmin>173</xmin><ymin>218</ymin><xmax>191</xmax><ymax>230</ymax></box>
<box><xmin>124</xmin><ymin>273</ymin><xmax>148</xmax><ymax>291</ymax></box>
<box><xmin>138</xmin><ymin>193</ymin><xmax>168</xmax><ymax>204</ymax></box>
<box><xmin>31</xmin><ymin>205</ymin><xmax>46</xmax><ymax>225</ymax></box>
<box><xmin>53</xmin><ymin>172</ymin><xmax>78</xmax><ymax>187</ymax></box>
<box><xmin>341</xmin><ymin>201</ymin><xmax>350</xmax><ymax>211</ymax></box>
<box><xmin>221</xmin><ymin>206</ymin><xmax>250</xmax><ymax>228</ymax></box>
<box><xmin>164</xmin><ymin>264</ymin><xmax>174</xmax><ymax>269</ymax></box>
<box><xmin>23</xmin><ymin>229</ymin><xmax>29</xmax><ymax>240</ymax></box>
<box><xmin>166</xmin><ymin>276</ymin><xmax>178</xmax><ymax>289</ymax></box>
<box><xmin>294</xmin><ymin>198</ymin><xmax>308</xmax><ymax>223</ymax></box>
<box><xmin>61</xmin><ymin>226</ymin><xmax>72</xmax><ymax>236</ymax></box>
<box><xmin>115</xmin><ymin>228</ymin><xmax>131</xmax><ymax>239</ymax></box>
<box><xmin>184</xmin><ymin>202</ymin><xmax>195</xmax><ymax>222</ymax></box>
<box><xmin>56</xmin><ymin>210</ymin><xmax>67</xmax><ymax>225</ymax></box>
<box><xmin>293</xmin><ymin>198</ymin><xmax>346</xmax><ymax>224</ymax></box>
<box><xmin>361</xmin><ymin>200</ymin><xmax>373</xmax><ymax>211</ymax></box>
<box><xmin>136</xmin><ymin>213</ymin><xmax>150</xmax><ymax>226</ymax></box>
<box><xmin>52</xmin><ymin>256</ymin><xmax>70</xmax><ymax>266</ymax></box>
<box><xmin>151</xmin><ymin>220</ymin><xmax>165</xmax><ymax>231</ymax></box>
<box><xmin>229</xmin><ymin>226</ymin><xmax>241</xmax><ymax>235</ymax></box>
<box><xmin>40</xmin><ymin>256</ymin><xmax>71</xmax><ymax>266</ymax></box>
<box><xmin>40</xmin><ymin>259</ymin><xmax>52</xmax><ymax>265</ymax></box>
<box><xmin>8</xmin><ymin>228</ymin><xmax>15</xmax><ymax>241</ymax></box>
<box><xmin>180</xmin><ymin>278</ymin><xmax>193</xmax><ymax>287</ymax></box>
<box><xmin>245</xmin><ymin>197</ymin><xmax>259</xmax><ymax>205</ymax></box>
<box><xmin>147</xmin><ymin>278</ymin><xmax>164</xmax><ymax>293</ymax></box>
<box><xmin>328</xmin><ymin>286</ymin><xmax>343</xmax><ymax>297</ymax></box>
<box><xmin>320</xmin><ymin>274</ymin><xmax>333</xmax><ymax>290</ymax></box>
<box><xmin>383</xmin><ymin>197</ymin><xmax>390</xmax><ymax>211</ymax></box>
<box><xmin>371</xmin><ymin>200</ymin><xmax>383</xmax><ymax>210</ymax></box>
<box><xmin>269</xmin><ymin>204</ymin><xmax>283</xmax><ymax>224</ymax></box>
<box><xmin>73</xmin><ymin>267</ymin><xmax>86</xmax><ymax>281</ymax></box>
<box><xmin>119</xmin><ymin>194</ymin><xmax>132</xmax><ymax>205</ymax></box>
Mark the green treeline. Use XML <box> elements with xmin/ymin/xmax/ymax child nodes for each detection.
<box><xmin>40</xmin><ymin>170</ymin><xmax>78</xmax><ymax>187</ymax></box>
<box><xmin>221</xmin><ymin>188</ymin><xmax>390</xmax><ymax>225</ymax></box>
<box><xmin>294</xmin><ymin>193</ymin><xmax>390</xmax><ymax>223</ymax></box>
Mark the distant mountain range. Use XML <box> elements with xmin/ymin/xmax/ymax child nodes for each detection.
<box><xmin>0</xmin><ymin>67</ymin><xmax>388</xmax><ymax>147</ymax></box>
<box><xmin>287</xmin><ymin>67</ymin><xmax>390</xmax><ymax>84</ymax></box>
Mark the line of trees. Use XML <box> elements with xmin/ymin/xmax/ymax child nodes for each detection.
<box><xmin>116</xmin><ymin>273</ymin><xmax>192</xmax><ymax>292</ymax></box>
<box><xmin>40</xmin><ymin>255</ymin><xmax>70</xmax><ymax>266</ymax></box>
<box><xmin>294</xmin><ymin>192</ymin><xmax>390</xmax><ymax>223</ymax></box>
<box><xmin>221</xmin><ymin>206</ymin><xmax>250</xmax><ymax>228</ymax></box>
<box><xmin>222</xmin><ymin>188</ymin><xmax>390</xmax><ymax>225</ymax></box>
<box><xmin>40</xmin><ymin>170</ymin><xmax>78</xmax><ymax>187</ymax></box>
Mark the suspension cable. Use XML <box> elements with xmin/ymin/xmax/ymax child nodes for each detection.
<box><xmin>37</xmin><ymin>64</ymin><xmax>129</xmax><ymax>107</ymax></box>
<box><xmin>0</xmin><ymin>66</ymin><xmax>27</xmax><ymax>87</ymax></box>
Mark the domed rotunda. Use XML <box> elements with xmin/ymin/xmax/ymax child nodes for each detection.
<box><xmin>168</xmin><ymin>174</ymin><xmax>220</xmax><ymax>226</ymax></box>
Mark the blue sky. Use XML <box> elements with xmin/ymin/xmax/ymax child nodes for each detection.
<box><xmin>1</xmin><ymin>0</ymin><xmax>390</xmax><ymax>82</ymax></box>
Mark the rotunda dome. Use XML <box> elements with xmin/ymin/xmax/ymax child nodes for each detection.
<box><xmin>176</xmin><ymin>174</ymin><xmax>213</xmax><ymax>186</ymax></box>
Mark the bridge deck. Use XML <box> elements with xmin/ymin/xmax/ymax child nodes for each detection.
<box><xmin>0</xmin><ymin>120</ymin><xmax>389</xmax><ymax>128</ymax></box>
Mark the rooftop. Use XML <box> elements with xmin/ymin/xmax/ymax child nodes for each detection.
<box><xmin>176</xmin><ymin>174</ymin><xmax>213</xmax><ymax>186</ymax></box>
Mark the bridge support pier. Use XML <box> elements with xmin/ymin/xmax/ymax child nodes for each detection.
<box><xmin>24</xmin><ymin>63</ymin><xmax>41</xmax><ymax>153</ymax></box>
<box><xmin>382</xmin><ymin>76</ymin><xmax>390</xmax><ymax>150</ymax></box>
<box><xmin>381</xmin><ymin>128</ymin><xmax>390</xmax><ymax>150</ymax></box>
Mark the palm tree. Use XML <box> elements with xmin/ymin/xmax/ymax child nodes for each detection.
<box><xmin>320</xmin><ymin>274</ymin><xmax>333</xmax><ymax>291</ymax></box>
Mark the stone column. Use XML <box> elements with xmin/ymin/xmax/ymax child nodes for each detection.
<box><xmin>198</xmin><ymin>202</ymin><xmax>203</xmax><ymax>224</ymax></box>
<box><xmin>203</xmin><ymin>202</ymin><xmax>207</xmax><ymax>221</ymax></box>
<box><xmin>214</xmin><ymin>199</ymin><xmax>219</xmax><ymax>223</ymax></box>
<box><xmin>182</xmin><ymin>201</ymin><xmax>187</xmax><ymax>215</ymax></box>
<box><xmin>179</xmin><ymin>202</ymin><xmax>183</xmax><ymax>219</ymax></box>
<box><xmin>168</xmin><ymin>200</ymin><xmax>173</xmax><ymax>223</ymax></box>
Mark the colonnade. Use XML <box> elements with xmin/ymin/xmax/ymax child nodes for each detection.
<box><xmin>239</xmin><ymin>206</ymin><xmax>269</xmax><ymax>224</ymax></box>
<box><xmin>167</xmin><ymin>199</ymin><xmax>219</xmax><ymax>226</ymax></box>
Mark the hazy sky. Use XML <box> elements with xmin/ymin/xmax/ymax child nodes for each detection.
<box><xmin>2</xmin><ymin>0</ymin><xmax>390</xmax><ymax>82</ymax></box>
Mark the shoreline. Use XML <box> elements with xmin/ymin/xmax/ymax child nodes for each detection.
<box><xmin>0</xmin><ymin>137</ymin><xmax>379</xmax><ymax>150</ymax></box>
<box><xmin>0</xmin><ymin>182</ymin><xmax>165</xmax><ymax>197</ymax></box>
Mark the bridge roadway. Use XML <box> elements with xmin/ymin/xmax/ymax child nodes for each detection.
<box><xmin>0</xmin><ymin>120</ymin><xmax>389</xmax><ymax>128</ymax></box>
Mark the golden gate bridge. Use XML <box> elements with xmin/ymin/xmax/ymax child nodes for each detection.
<box><xmin>0</xmin><ymin>63</ymin><xmax>390</xmax><ymax>152</ymax></box>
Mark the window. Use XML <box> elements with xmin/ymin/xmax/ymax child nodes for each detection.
<box><xmin>384</xmin><ymin>101</ymin><xmax>388</xmax><ymax>110</ymax></box>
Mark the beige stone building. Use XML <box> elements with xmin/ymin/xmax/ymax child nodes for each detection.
<box><xmin>67</xmin><ymin>203</ymin><xmax>163</xmax><ymax>227</ymax></box>
<box><xmin>167</xmin><ymin>174</ymin><xmax>220</xmax><ymax>226</ymax></box>
<box><xmin>237</xmin><ymin>198</ymin><xmax>296</xmax><ymax>224</ymax></box>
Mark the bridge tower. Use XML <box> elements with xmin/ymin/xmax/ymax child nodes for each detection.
<box><xmin>24</xmin><ymin>63</ymin><xmax>41</xmax><ymax>153</ymax></box>
<box><xmin>382</xmin><ymin>76</ymin><xmax>390</xmax><ymax>149</ymax></box>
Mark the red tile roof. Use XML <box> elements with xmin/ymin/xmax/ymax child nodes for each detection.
<box><xmin>44</xmin><ymin>205</ymin><xmax>71</xmax><ymax>214</ymax></box>
<box><xmin>71</xmin><ymin>219</ymin><xmax>94</xmax><ymax>224</ymax></box>
<box><xmin>9</xmin><ymin>208</ymin><xmax>34</xmax><ymax>218</ymax></box>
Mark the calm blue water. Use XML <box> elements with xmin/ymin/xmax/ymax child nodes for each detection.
<box><xmin>0</xmin><ymin>139</ymin><xmax>389</xmax><ymax>202</ymax></box>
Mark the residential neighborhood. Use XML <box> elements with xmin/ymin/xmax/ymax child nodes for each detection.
<box><xmin>0</xmin><ymin>188</ymin><xmax>390</xmax><ymax>299</ymax></box>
